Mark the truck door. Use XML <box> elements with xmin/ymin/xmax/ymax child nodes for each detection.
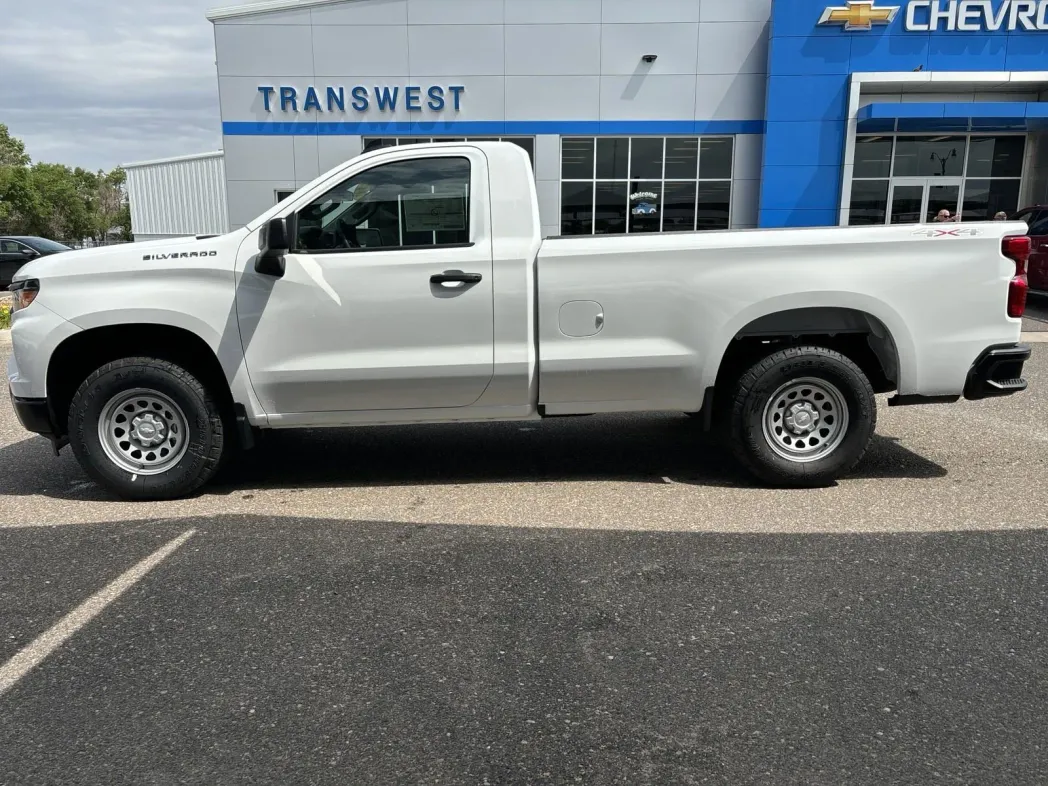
<box><xmin>235</xmin><ymin>150</ymin><xmax>495</xmax><ymax>415</ymax></box>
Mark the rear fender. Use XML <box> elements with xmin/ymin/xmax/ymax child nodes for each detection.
<box><xmin>701</xmin><ymin>292</ymin><xmax>917</xmax><ymax>394</ymax></box>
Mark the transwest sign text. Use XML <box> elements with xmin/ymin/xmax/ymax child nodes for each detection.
<box><xmin>257</xmin><ymin>85</ymin><xmax>465</xmax><ymax>113</ymax></box>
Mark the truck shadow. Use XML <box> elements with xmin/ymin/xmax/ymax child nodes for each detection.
<box><xmin>212</xmin><ymin>414</ymin><xmax>946</xmax><ymax>493</ymax></box>
<box><xmin>0</xmin><ymin>414</ymin><xmax>947</xmax><ymax>501</ymax></box>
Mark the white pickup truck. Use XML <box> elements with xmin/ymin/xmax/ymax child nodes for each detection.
<box><xmin>6</xmin><ymin>142</ymin><xmax>1033</xmax><ymax>500</ymax></box>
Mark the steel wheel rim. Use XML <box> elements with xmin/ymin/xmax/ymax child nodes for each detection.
<box><xmin>761</xmin><ymin>377</ymin><xmax>849</xmax><ymax>464</ymax></box>
<box><xmin>98</xmin><ymin>388</ymin><xmax>190</xmax><ymax>475</ymax></box>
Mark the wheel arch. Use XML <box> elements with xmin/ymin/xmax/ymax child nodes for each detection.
<box><xmin>46</xmin><ymin>321</ymin><xmax>237</xmax><ymax>437</ymax></box>
<box><xmin>702</xmin><ymin>295</ymin><xmax>917</xmax><ymax>398</ymax></box>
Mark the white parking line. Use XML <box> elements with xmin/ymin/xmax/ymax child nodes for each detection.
<box><xmin>0</xmin><ymin>529</ymin><xmax>196</xmax><ymax>697</ymax></box>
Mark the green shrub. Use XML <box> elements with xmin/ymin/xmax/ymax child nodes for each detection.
<box><xmin>0</xmin><ymin>300</ymin><xmax>11</xmax><ymax>330</ymax></box>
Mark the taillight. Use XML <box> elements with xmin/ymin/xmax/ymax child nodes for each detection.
<box><xmin>1003</xmin><ymin>236</ymin><xmax>1030</xmax><ymax>319</ymax></box>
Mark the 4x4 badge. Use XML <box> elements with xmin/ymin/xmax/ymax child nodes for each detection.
<box><xmin>911</xmin><ymin>227</ymin><xmax>982</xmax><ymax>238</ymax></box>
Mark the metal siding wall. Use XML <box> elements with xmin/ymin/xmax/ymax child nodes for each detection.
<box><xmin>214</xmin><ymin>0</ymin><xmax>772</xmax><ymax>231</ymax></box>
<box><xmin>125</xmin><ymin>154</ymin><xmax>228</xmax><ymax>238</ymax></box>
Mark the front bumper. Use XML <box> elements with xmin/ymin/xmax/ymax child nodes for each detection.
<box><xmin>9</xmin><ymin>388</ymin><xmax>67</xmax><ymax>455</ymax></box>
<box><xmin>963</xmin><ymin>344</ymin><xmax>1031</xmax><ymax>401</ymax></box>
<box><xmin>9</xmin><ymin>391</ymin><xmax>56</xmax><ymax>436</ymax></box>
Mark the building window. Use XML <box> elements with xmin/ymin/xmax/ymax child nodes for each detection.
<box><xmin>276</xmin><ymin>190</ymin><xmax>295</xmax><ymax>203</ymax></box>
<box><xmin>961</xmin><ymin>135</ymin><xmax>1025</xmax><ymax>220</ymax></box>
<box><xmin>893</xmin><ymin>136</ymin><xmax>967</xmax><ymax>178</ymax></box>
<box><xmin>849</xmin><ymin>180</ymin><xmax>891</xmax><ymax>225</ymax></box>
<box><xmin>293</xmin><ymin>157</ymin><xmax>470</xmax><ymax>252</ymax></box>
<box><xmin>362</xmin><ymin>136</ymin><xmax>535</xmax><ymax>167</ymax></box>
<box><xmin>849</xmin><ymin>134</ymin><xmax>1026</xmax><ymax>225</ymax></box>
<box><xmin>559</xmin><ymin>137</ymin><xmax>734</xmax><ymax>236</ymax></box>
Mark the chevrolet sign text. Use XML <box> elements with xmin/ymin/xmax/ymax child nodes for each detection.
<box><xmin>906</xmin><ymin>0</ymin><xmax>1048</xmax><ymax>30</ymax></box>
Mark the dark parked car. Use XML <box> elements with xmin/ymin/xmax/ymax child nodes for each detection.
<box><xmin>0</xmin><ymin>236</ymin><xmax>71</xmax><ymax>289</ymax></box>
<box><xmin>1011</xmin><ymin>208</ymin><xmax>1048</xmax><ymax>293</ymax></box>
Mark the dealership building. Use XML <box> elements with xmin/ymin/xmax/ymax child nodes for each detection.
<box><xmin>126</xmin><ymin>0</ymin><xmax>1048</xmax><ymax>239</ymax></box>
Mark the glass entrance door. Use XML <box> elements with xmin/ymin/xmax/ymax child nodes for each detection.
<box><xmin>888</xmin><ymin>178</ymin><xmax>962</xmax><ymax>224</ymax></box>
<box><xmin>889</xmin><ymin>182</ymin><xmax>924</xmax><ymax>224</ymax></box>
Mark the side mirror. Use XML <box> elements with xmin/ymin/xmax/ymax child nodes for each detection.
<box><xmin>21</xmin><ymin>248</ymin><xmax>37</xmax><ymax>257</ymax></box>
<box><xmin>255</xmin><ymin>217</ymin><xmax>289</xmax><ymax>277</ymax></box>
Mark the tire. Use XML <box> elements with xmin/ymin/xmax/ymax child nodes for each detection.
<box><xmin>727</xmin><ymin>346</ymin><xmax>876</xmax><ymax>488</ymax></box>
<box><xmin>68</xmin><ymin>357</ymin><xmax>226</xmax><ymax>500</ymax></box>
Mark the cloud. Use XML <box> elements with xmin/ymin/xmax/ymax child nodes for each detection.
<box><xmin>1</xmin><ymin>1</ymin><xmax>221</xmax><ymax>171</ymax></box>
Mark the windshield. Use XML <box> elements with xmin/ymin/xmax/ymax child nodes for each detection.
<box><xmin>27</xmin><ymin>238</ymin><xmax>71</xmax><ymax>253</ymax></box>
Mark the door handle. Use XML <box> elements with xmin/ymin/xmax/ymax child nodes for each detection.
<box><xmin>431</xmin><ymin>270</ymin><xmax>482</xmax><ymax>285</ymax></box>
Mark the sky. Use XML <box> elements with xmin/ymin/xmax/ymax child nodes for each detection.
<box><xmin>2</xmin><ymin>0</ymin><xmax>222</xmax><ymax>171</ymax></box>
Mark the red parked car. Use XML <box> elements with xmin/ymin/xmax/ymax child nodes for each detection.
<box><xmin>1013</xmin><ymin>207</ymin><xmax>1048</xmax><ymax>293</ymax></box>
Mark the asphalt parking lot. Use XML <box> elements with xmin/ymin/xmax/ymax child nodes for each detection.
<box><xmin>3</xmin><ymin>324</ymin><xmax>1048</xmax><ymax>784</ymax></box>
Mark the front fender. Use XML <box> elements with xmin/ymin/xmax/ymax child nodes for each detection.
<box><xmin>7</xmin><ymin>303</ymin><xmax>82</xmax><ymax>399</ymax></box>
<box><xmin>41</xmin><ymin>263</ymin><xmax>243</xmax><ymax>388</ymax></box>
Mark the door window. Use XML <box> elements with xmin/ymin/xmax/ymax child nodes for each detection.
<box><xmin>293</xmin><ymin>157</ymin><xmax>471</xmax><ymax>252</ymax></box>
<box><xmin>0</xmin><ymin>240</ymin><xmax>21</xmax><ymax>254</ymax></box>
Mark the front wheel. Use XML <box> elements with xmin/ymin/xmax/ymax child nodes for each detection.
<box><xmin>68</xmin><ymin>358</ymin><xmax>227</xmax><ymax>500</ymax></box>
<box><xmin>727</xmin><ymin>346</ymin><xmax>876</xmax><ymax>488</ymax></box>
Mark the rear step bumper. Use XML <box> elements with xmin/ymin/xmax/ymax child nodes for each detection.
<box><xmin>963</xmin><ymin>343</ymin><xmax>1031</xmax><ymax>401</ymax></box>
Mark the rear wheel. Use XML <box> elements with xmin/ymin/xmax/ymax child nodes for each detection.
<box><xmin>727</xmin><ymin>346</ymin><xmax>876</xmax><ymax>488</ymax></box>
<box><xmin>68</xmin><ymin>357</ymin><xmax>226</xmax><ymax>500</ymax></box>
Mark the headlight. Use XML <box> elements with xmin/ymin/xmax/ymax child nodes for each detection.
<box><xmin>8</xmin><ymin>279</ymin><xmax>40</xmax><ymax>313</ymax></box>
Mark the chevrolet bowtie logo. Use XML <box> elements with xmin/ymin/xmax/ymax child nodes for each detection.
<box><xmin>818</xmin><ymin>0</ymin><xmax>900</xmax><ymax>30</ymax></box>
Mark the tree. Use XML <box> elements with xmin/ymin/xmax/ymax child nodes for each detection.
<box><xmin>0</xmin><ymin>126</ymin><xmax>132</xmax><ymax>244</ymax></box>
<box><xmin>0</xmin><ymin>124</ymin><xmax>30</xmax><ymax>168</ymax></box>
<box><xmin>94</xmin><ymin>168</ymin><xmax>127</xmax><ymax>242</ymax></box>
<box><xmin>26</xmin><ymin>163</ymin><xmax>91</xmax><ymax>241</ymax></box>
<box><xmin>115</xmin><ymin>201</ymin><xmax>132</xmax><ymax>241</ymax></box>
<box><xmin>0</xmin><ymin>166</ymin><xmax>43</xmax><ymax>233</ymax></box>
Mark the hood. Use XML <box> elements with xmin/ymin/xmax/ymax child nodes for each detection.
<box><xmin>13</xmin><ymin>233</ymin><xmax>241</xmax><ymax>282</ymax></box>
